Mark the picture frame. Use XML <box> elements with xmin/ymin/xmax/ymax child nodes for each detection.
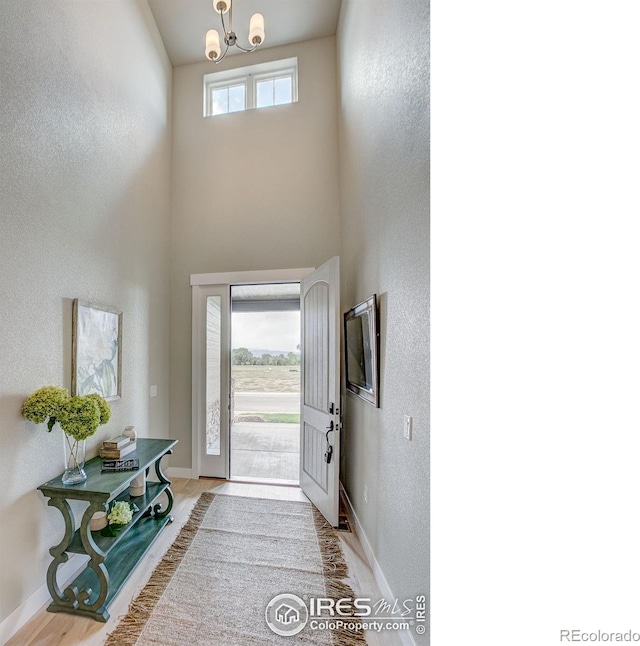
<box><xmin>72</xmin><ymin>299</ymin><xmax>122</xmax><ymax>401</ymax></box>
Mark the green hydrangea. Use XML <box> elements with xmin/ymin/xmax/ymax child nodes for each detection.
<box><xmin>23</xmin><ymin>386</ymin><xmax>111</xmax><ymax>440</ymax></box>
<box><xmin>22</xmin><ymin>386</ymin><xmax>69</xmax><ymax>431</ymax></box>
<box><xmin>57</xmin><ymin>396</ymin><xmax>101</xmax><ymax>441</ymax></box>
<box><xmin>108</xmin><ymin>501</ymin><xmax>134</xmax><ymax>526</ymax></box>
<box><xmin>86</xmin><ymin>393</ymin><xmax>111</xmax><ymax>425</ymax></box>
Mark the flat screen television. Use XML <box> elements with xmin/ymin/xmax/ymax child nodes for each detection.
<box><xmin>344</xmin><ymin>294</ymin><xmax>379</xmax><ymax>407</ymax></box>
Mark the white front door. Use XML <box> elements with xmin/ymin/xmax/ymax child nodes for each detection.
<box><xmin>300</xmin><ymin>256</ymin><xmax>341</xmax><ymax>527</ymax></box>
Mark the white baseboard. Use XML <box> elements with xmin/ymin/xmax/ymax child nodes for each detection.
<box><xmin>340</xmin><ymin>484</ymin><xmax>418</xmax><ymax>646</ymax></box>
<box><xmin>166</xmin><ymin>467</ymin><xmax>194</xmax><ymax>479</ymax></box>
<box><xmin>0</xmin><ymin>553</ymin><xmax>87</xmax><ymax>644</ymax></box>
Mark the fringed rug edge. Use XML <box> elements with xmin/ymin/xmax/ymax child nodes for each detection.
<box><xmin>311</xmin><ymin>506</ymin><xmax>368</xmax><ymax>646</ymax></box>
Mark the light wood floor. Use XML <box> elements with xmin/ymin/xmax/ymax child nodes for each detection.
<box><xmin>7</xmin><ymin>478</ymin><xmax>401</xmax><ymax>646</ymax></box>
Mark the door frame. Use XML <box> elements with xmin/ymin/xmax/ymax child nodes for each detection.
<box><xmin>190</xmin><ymin>267</ymin><xmax>314</xmax><ymax>479</ymax></box>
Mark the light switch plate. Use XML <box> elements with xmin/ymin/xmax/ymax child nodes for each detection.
<box><xmin>150</xmin><ymin>385</ymin><xmax>158</xmax><ymax>398</ymax></box>
<box><xmin>403</xmin><ymin>415</ymin><xmax>412</xmax><ymax>440</ymax></box>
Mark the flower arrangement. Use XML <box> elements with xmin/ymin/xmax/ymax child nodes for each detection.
<box><xmin>22</xmin><ymin>386</ymin><xmax>111</xmax><ymax>484</ymax></box>
<box><xmin>101</xmin><ymin>501</ymin><xmax>138</xmax><ymax>537</ymax></box>
<box><xmin>22</xmin><ymin>386</ymin><xmax>111</xmax><ymax>440</ymax></box>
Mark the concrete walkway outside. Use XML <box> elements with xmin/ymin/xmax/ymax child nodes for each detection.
<box><xmin>230</xmin><ymin>422</ymin><xmax>299</xmax><ymax>482</ymax></box>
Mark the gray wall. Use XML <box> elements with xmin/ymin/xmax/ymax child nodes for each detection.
<box><xmin>337</xmin><ymin>0</ymin><xmax>430</xmax><ymax>642</ymax></box>
<box><xmin>169</xmin><ymin>37</ymin><xmax>341</xmax><ymax>468</ymax></box>
<box><xmin>0</xmin><ymin>0</ymin><xmax>172</xmax><ymax>623</ymax></box>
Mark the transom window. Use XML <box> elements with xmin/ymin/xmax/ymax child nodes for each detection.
<box><xmin>204</xmin><ymin>57</ymin><xmax>298</xmax><ymax>118</ymax></box>
<box><xmin>210</xmin><ymin>83</ymin><xmax>246</xmax><ymax>115</ymax></box>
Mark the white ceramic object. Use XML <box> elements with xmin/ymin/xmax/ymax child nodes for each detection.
<box><xmin>90</xmin><ymin>511</ymin><xmax>108</xmax><ymax>531</ymax></box>
<box><xmin>123</xmin><ymin>425</ymin><xmax>136</xmax><ymax>441</ymax></box>
<box><xmin>129</xmin><ymin>471</ymin><xmax>145</xmax><ymax>497</ymax></box>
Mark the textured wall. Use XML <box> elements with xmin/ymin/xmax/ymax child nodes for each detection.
<box><xmin>169</xmin><ymin>37</ymin><xmax>340</xmax><ymax>468</ymax></box>
<box><xmin>0</xmin><ymin>0</ymin><xmax>172</xmax><ymax>623</ymax></box>
<box><xmin>337</xmin><ymin>0</ymin><xmax>430</xmax><ymax>642</ymax></box>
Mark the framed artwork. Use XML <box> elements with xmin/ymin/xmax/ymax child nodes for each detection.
<box><xmin>72</xmin><ymin>299</ymin><xmax>122</xmax><ymax>401</ymax></box>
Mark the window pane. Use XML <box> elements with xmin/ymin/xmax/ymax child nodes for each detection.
<box><xmin>274</xmin><ymin>77</ymin><xmax>292</xmax><ymax>105</ymax></box>
<box><xmin>228</xmin><ymin>84</ymin><xmax>245</xmax><ymax>113</ymax></box>
<box><xmin>206</xmin><ymin>296</ymin><xmax>221</xmax><ymax>455</ymax></box>
<box><xmin>210</xmin><ymin>88</ymin><xmax>229</xmax><ymax>116</ymax></box>
<box><xmin>256</xmin><ymin>79</ymin><xmax>274</xmax><ymax>108</ymax></box>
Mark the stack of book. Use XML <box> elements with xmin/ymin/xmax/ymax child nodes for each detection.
<box><xmin>99</xmin><ymin>434</ymin><xmax>137</xmax><ymax>459</ymax></box>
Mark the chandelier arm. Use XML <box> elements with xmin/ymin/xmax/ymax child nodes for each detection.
<box><xmin>234</xmin><ymin>43</ymin><xmax>259</xmax><ymax>53</ymax></box>
<box><xmin>216</xmin><ymin>42</ymin><xmax>230</xmax><ymax>63</ymax></box>
<box><xmin>219</xmin><ymin>9</ymin><xmax>228</xmax><ymax>37</ymax></box>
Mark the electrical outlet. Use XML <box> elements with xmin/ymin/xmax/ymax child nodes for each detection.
<box><xmin>364</xmin><ymin>485</ymin><xmax>369</xmax><ymax>504</ymax></box>
<box><xmin>150</xmin><ymin>385</ymin><xmax>158</xmax><ymax>398</ymax></box>
<box><xmin>404</xmin><ymin>415</ymin><xmax>412</xmax><ymax>440</ymax></box>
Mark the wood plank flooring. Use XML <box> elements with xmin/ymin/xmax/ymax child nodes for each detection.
<box><xmin>6</xmin><ymin>478</ymin><xmax>401</xmax><ymax>646</ymax></box>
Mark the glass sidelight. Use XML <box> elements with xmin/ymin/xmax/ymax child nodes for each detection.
<box><xmin>193</xmin><ymin>285</ymin><xmax>230</xmax><ymax>478</ymax></box>
<box><xmin>206</xmin><ymin>295</ymin><xmax>221</xmax><ymax>456</ymax></box>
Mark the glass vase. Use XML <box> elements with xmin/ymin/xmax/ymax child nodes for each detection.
<box><xmin>62</xmin><ymin>436</ymin><xmax>87</xmax><ymax>485</ymax></box>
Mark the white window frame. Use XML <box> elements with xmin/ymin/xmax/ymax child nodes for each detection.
<box><xmin>190</xmin><ymin>267</ymin><xmax>314</xmax><ymax>479</ymax></box>
<box><xmin>254</xmin><ymin>65</ymin><xmax>297</xmax><ymax>108</ymax></box>
<box><xmin>203</xmin><ymin>57</ymin><xmax>298</xmax><ymax>118</ymax></box>
<box><xmin>205</xmin><ymin>78</ymin><xmax>247</xmax><ymax>117</ymax></box>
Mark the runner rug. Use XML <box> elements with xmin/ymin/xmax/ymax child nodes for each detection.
<box><xmin>105</xmin><ymin>493</ymin><xmax>366</xmax><ymax>645</ymax></box>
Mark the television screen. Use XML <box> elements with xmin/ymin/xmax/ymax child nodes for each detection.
<box><xmin>344</xmin><ymin>294</ymin><xmax>379</xmax><ymax>407</ymax></box>
<box><xmin>345</xmin><ymin>312</ymin><xmax>373</xmax><ymax>391</ymax></box>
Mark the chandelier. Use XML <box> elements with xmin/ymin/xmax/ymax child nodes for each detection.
<box><xmin>205</xmin><ymin>0</ymin><xmax>265</xmax><ymax>63</ymax></box>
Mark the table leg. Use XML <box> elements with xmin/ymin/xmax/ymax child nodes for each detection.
<box><xmin>77</xmin><ymin>501</ymin><xmax>110</xmax><ymax>621</ymax></box>
<box><xmin>45</xmin><ymin>498</ymin><xmax>111</xmax><ymax>622</ymax></box>
<box><xmin>152</xmin><ymin>449</ymin><xmax>174</xmax><ymax>520</ymax></box>
<box><xmin>45</xmin><ymin>497</ymin><xmax>76</xmax><ymax>611</ymax></box>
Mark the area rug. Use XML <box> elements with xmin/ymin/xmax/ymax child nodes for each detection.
<box><xmin>105</xmin><ymin>493</ymin><xmax>366</xmax><ymax>645</ymax></box>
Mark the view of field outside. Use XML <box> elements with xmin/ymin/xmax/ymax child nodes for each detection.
<box><xmin>230</xmin><ymin>303</ymin><xmax>301</xmax><ymax>481</ymax></box>
<box><xmin>232</xmin><ymin>365</ymin><xmax>300</xmax><ymax>392</ymax></box>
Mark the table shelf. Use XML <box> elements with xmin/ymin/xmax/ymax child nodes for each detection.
<box><xmin>57</xmin><ymin>514</ymin><xmax>173</xmax><ymax>617</ymax></box>
<box><xmin>37</xmin><ymin>438</ymin><xmax>178</xmax><ymax>622</ymax></box>
<box><xmin>65</xmin><ymin>481</ymin><xmax>169</xmax><ymax>555</ymax></box>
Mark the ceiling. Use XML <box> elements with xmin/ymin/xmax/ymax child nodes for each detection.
<box><xmin>148</xmin><ymin>0</ymin><xmax>342</xmax><ymax>67</ymax></box>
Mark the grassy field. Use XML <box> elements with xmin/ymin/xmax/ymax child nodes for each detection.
<box><xmin>231</xmin><ymin>365</ymin><xmax>300</xmax><ymax>393</ymax></box>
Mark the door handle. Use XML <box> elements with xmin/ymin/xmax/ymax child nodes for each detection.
<box><xmin>324</xmin><ymin>421</ymin><xmax>334</xmax><ymax>464</ymax></box>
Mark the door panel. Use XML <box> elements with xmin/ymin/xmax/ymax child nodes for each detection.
<box><xmin>303</xmin><ymin>281</ymin><xmax>329</xmax><ymax>412</ymax></box>
<box><xmin>303</xmin><ymin>422</ymin><xmax>329</xmax><ymax>491</ymax></box>
<box><xmin>300</xmin><ymin>256</ymin><xmax>340</xmax><ymax>526</ymax></box>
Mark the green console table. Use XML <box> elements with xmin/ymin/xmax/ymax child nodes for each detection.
<box><xmin>37</xmin><ymin>438</ymin><xmax>178</xmax><ymax>622</ymax></box>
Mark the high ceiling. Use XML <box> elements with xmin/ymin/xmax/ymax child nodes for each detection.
<box><xmin>148</xmin><ymin>0</ymin><xmax>342</xmax><ymax>67</ymax></box>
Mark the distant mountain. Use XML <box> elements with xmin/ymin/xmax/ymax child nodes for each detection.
<box><xmin>247</xmin><ymin>348</ymin><xmax>300</xmax><ymax>357</ymax></box>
